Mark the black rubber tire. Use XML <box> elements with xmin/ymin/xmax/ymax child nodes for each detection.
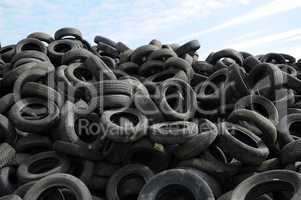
<box><xmin>175</xmin><ymin>40</ymin><xmax>200</xmax><ymax>56</ymax></box>
<box><xmin>133</xmin><ymin>91</ymin><xmax>165</xmax><ymax>123</ymax></box>
<box><xmin>216</xmin><ymin>122</ymin><xmax>269</xmax><ymax>165</ymax></box>
<box><xmin>177</xmin><ymin>146</ymin><xmax>241</xmax><ymax>178</ymax></box>
<box><xmin>158</xmin><ymin>78</ymin><xmax>197</xmax><ymax>120</ymax></box>
<box><xmin>54</xmin><ymin>27</ymin><xmax>83</xmax><ymax>40</ymax></box>
<box><xmin>138</xmin><ymin>169</ymin><xmax>214</xmax><ymax>200</ymax></box>
<box><xmin>149</xmin><ymin>121</ymin><xmax>198</xmax><ymax>144</ymax></box>
<box><xmin>182</xmin><ymin>168</ymin><xmax>222</xmax><ymax>198</ymax></box>
<box><xmin>260</xmin><ymin>53</ymin><xmax>286</xmax><ymax>64</ymax></box>
<box><xmin>195</xmin><ymin>68</ymin><xmax>231</xmax><ymax>106</ymax></box>
<box><xmin>13</xmin><ymin>181</ymin><xmax>36</xmax><ymax>198</ymax></box>
<box><xmin>94</xmin><ymin>80</ymin><xmax>132</xmax><ymax>96</ymax></box>
<box><xmin>0</xmin><ymin>143</ymin><xmax>15</xmax><ymax>169</ymax></box>
<box><xmin>229</xmin><ymin>63</ymin><xmax>250</xmax><ymax>97</ymax></box>
<box><xmin>278</xmin><ymin>64</ymin><xmax>297</xmax><ymax>76</ymax></box>
<box><xmin>101</xmin><ymin>109</ymin><xmax>148</xmax><ymax>143</ymax></box>
<box><xmin>53</xmin><ymin>140</ymin><xmax>102</xmax><ymax>161</ymax></box>
<box><xmin>277</xmin><ymin>113</ymin><xmax>301</xmax><ymax>147</ymax></box>
<box><xmin>94</xmin><ymin>35</ymin><xmax>116</xmax><ymax>47</ymax></box>
<box><xmin>130</xmin><ymin>45</ymin><xmax>159</xmax><ymax>65</ymax></box>
<box><xmin>228</xmin><ymin>109</ymin><xmax>277</xmax><ymax>146</ymax></box>
<box><xmin>12</xmin><ymin>57</ymin><xmax>41</xmax><ymax>68</ymax></box>
<box><xmin>84</xmin><ymin>55</ymin><xmax>117</xmax><ymax>80</ymax></box>
<box><xmin>115</xmin><ymin>41</ymin><xmax>130</xmax><ymax>53</ymax></box>
<box><xmin>106</xmin><ymin>164</ymin><xmax>154</xmax><ymax>200</ymax></box>
<box><xmin>192</xmin><ymin>61</ymin><xmax>214</xmax><ymax>76</ymax></box>
<box><xmin>10</xmin><ymin>154</ymin><xmax>30</xmax><ymax>167</ymax></box>
<box><xmin>174</xmin><ymin>119</ymin><xmax>218</xmax><ymax>160</ymax></box>
<box><xmin>0</xmin><ymin>167</ymin><xmax>17</xmax><ymax>195</ymax></box>
<box><xmin>144</xmin><ymin>68</ymin><xmax>188</xmax><ymax>84</ymax></box>
<box><xmin>17</xmin><ymin>151</ymin><xmax>70</xmax><ymax>183</ymax></box>
<box><xmin>97</xmin><ymin>42</ymin><xmax>119</xmax><ymax>58</ymax></box>
<box><xmin>0</xmin><ymin>93</ymin><xmax>15</xmax><ymax>114</ymax></box>
<box><xmin>61</xmin><ymin>48</ymin><xmax>94</xmax><ymax>65</ymax></box>
<box><xmin>123</xmin><ymin>138</ymin><xmax>170</xmax><ymax>173</ymax></box>
<box><xmin>101</xmin><ymin>56</ymin><xmax>117</xmax><ymax>70</ymax></box>
<box><xmin>23</xmin><ymin>173</ymin><xmax>92</xmax><ymax>200</ymax></box>
<box><xmin>11</xmin><ymin>50</ymin><xmax>49</xmax><ymax>65</ymax></box>
<box><xmin>9</xmin><ymin>98</ymin><xmax>60</xmax><ymax>133</ymax></box>
<box><xmin>65</xmin><ymin>62</ymin><xmax>98</xmax><ymax>84</ymax></box>
<box><xmin>69</xmin><ymin>159</ymin><xmax>94</xmax><ymax>185</ymax></box>
<box><xmin>3</xmin><ymin>63</ymin><xmax>37</xmax><ymax>86</ymax></box>
<box><xmin>21</xmin><ymin>82</ymin><xmax>63</xmax><ymax>108</ymax></box>
<box><xmin>15</xmin><ymin>134</ymin><xmax>52</xmax><ymax>154</ymax></box>
<box><xmin>247</xmin><ymin>63</ymin><xmax>283</xmax><ymax>99</ymax></box>
<box><xmin>11</xmin><ymin>61</ymin><xmax>53</xmax><ymax>91</ymax></box>
<box><xmin>231</xmin><ymin>170</ymin><xmax>301</xmax><ymax>200</ymax></box>
<box><xmin>119</xmin><ymin>49</ymin><xmax>133</xmax><ymax>63</ymax></box>
<box><xmin>101</xmin><ymin>140</ymin><xmax>131</xmax><ymax>164</ymax></box>
<box><xmin>118</xmin><ymin>62</ymin><xmax>139</xmax><ymax>75</ymax></box>
<box><xmin>87</xmin><ymin>175</ymin><xmax>108</xmax><ymax>191</ymax></box>
<box><xmin>235</xmin><ymin>94</ymin><xmax>279</xmax><ymax>125</ymax></box>
<box><xmin>100</xmin><ymin>94</ymin><xmax>132</xmax><ymax>110</ymax></box>
<box><xmin>0</xmin><ymin>195</ymin><xmax>22</xmax><ymax>200</ymax></box>
<box><xmin>243</xmin><ymin>56</ymin><xmax>261</xmax><ymax>72</ymax></box>
<box><xmin>217</xmin><ymin>191</ymin><xmax>232</xmax><ymax>200</ymax></box>
<box><xmin>208</xmin><ymin>49</ymin><xmax>243</xmax><ymax>66</ymax></box>
<box><xmin>15</xmin><ymin>38</ymin><xmax>47</xmax><ymax>54</ymax></box>
<box><xmin>27</xmin><ymin>32</ymin><xmax>54</xmax><ymax>44</ymax></box>
<box><xmin>48</xmin><ymin>39</ymin><xmax>79</xmax><ymax>65</ymax></box>
<box><xmin>54</xmin><ymin>101</ymin><xmax>103</xmax><ymax>149</ymax></box>
<box><xmin>280</xmin><ymin>139</ymin><xmax>301</xmax><ymax>165</ymax></box>
<box><xmin>148</xmin><ymin>48</ymin><xmax>177</xmax><ymax>61</ymax></box>
<box><xmin>94</xmin><ymin>161</ymin><xmax>120</xmax><ymax>177</ymax></box>
<box><xmin>165</xmin><ymin>57</ymin><xmax>194</xmax><ymax>81</ymax></box>
<box><xmin>0</xmin><ymin>114</ymin><xmax>17</xmax><ymax>145</ymax></box>
<box><xmin>0</xmin><ymin>45</ymin><xmax>16</xmax><ymax>63</ymax></box>
<box><xmin>139</xmin><ymin>60</ymin><xmax>165</xmax><ymax>77</ymax></box>
<box><xmin>149</xmin><ymin>39</ymin><xmax>162</xmax><ymax>48</ymax></box>
<box><xmin>240</xmin><ymin>158</ymin><xmax>280</xmax><ymax>174</ymax></box>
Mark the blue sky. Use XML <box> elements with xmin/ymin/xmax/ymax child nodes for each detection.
<box><xmin>0</xmin><ymin>0</ymin><xmax>300</xmax><ymax>59</ymax></box>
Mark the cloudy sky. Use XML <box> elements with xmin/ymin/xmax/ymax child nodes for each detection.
<box><xmin>0</xmin><ymin>0</ymin><xmax>300</xmax><ymax>59</ymax></box>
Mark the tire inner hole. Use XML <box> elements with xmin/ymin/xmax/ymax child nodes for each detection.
<box><xmin>111</xmin><ymin>113</ymin><xmax>139</xmax><ymax>127</ymax></box>
<box><xmin>289</xmin><ymin>121</ymin><xmax>301</xmax><ymax>137</ymax></box>
<box><xmin>21</xmin><ymin>104</ymin><xmax>49</xmax><ymax>120</ymax></box>
<box><xmin>28</xmin><ymin>157</ymin><xmax>60</xmax><ymax>174</ymax></box>
<box><xmin>54</xmin><ymin>43</ymin><xmax>72</xmax><ymax>53</ymax></box>
<box><xmin>231</xmin><ymin>129</ymin><xmax>258</xmax><ymax>148</ymax></box>
<box><xmin>209</xmin><ymin>146</ymin><xmax>228</xmax><ymax>164</ymax></box>
<box><xmin>117</xmin><ymin>174</ymin><xmax>145</xmax><ymax>200</ymax></box>
<box><xmin>73</xmin><ymin>67</ymin><xmax>93</xmax><ymax>81</ymax></box>
<box><xmin>245</xmin><ymin>181</ymin><xmax>294</xmax><ymax>200</ymax></box>
<box><xmin>21</xmin><ymin>43</ymin><xmax>42</xmax><ymax>51</ymax></box>
<box><xmin>75</xmin><ymin>117</ymin><xmax>99</xmax><ymax>143</ymax></box>
<box><xmin>156</xmin><ymin>184</ymin><xmax>195</xmax><ymax>200</ymax></box>
<box><xmin>161</xmin><ymin>123</ymin><xmax>187</xmax><ymax>130</ymax></box>
<box><xmin>246</xmin><ymin>103</ymin><xmax>269</xmax><ymax>118</ymax></box>
<box><xmin>166</xmin><ymin>86</ymin><xmax>187</xmax><ymax>113</ymax></box>
<box><xmin>37</xmin><ymin>187</ymin><xmax>76</xmax><ymax>200</ymax></box>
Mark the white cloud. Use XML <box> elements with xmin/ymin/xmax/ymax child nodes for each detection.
<box><xmin>176</xmin><ymin>0</ymin><xmax>301</xmax><ymax>42</ymax></box>
<box><xmin>282</xmin><ymin>34</ymin><xmax>301</xmax><ymax>43</ymax></box>
<box><xmin>229</xmin><ymin>30</ymin><xmax>264</xmax><ymax>43</ymax></box>
<box><xmin>77</xmin><ymin>0</ymin><xmax>252</xmax><ymax>44</ymax></box>
<box><xmin>229</xmin><ymin>28</ymin><xmax>301</xmax><ymax>50</ymax></box>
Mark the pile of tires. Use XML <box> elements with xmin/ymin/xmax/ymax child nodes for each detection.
<box><xmin>0</xmin><ymin>27</ymin><xmax>300</xmax><ymax>199</ymax></box>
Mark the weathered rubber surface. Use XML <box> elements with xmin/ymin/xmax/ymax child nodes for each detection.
<box><xmin>138</xmin><ymin>169</ymin><xmax>214</xmax><ymax>200</ymax></box>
